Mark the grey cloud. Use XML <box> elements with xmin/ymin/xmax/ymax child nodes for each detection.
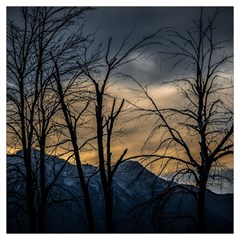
<box><xmin>83</xmin><ymin>7</ymin><xmax>233</xmax><ymax>84</ymax></box>
<box><xmin>8</xmin><ymin>7</ymin><xmax>233</xmax><ymax>85</ymax></box>
<box><xmin>85</xmin><ymin>7</ymin><xmax>233</xmax><ymax>42</ymax></box>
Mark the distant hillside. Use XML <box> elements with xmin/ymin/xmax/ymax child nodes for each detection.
<box><xmin>7</xmin><ymin>150</ymin><xmax>233</xmax><ymax>233</ymax></box>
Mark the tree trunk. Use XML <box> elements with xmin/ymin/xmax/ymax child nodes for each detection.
<box><xmin>197</xmin><ymin>167</ymin><xmax>209</xmax><ymax>233</ymax></box>
<box><xmin>38</xmin><ymin>142</ymin><xmax>47</xmax><ymax>232</ymax></box>
<box><xmin>65</xmin><ymin>116</ymin><xmax>95</xmax><ymax>233</ymax></box>
<box><xmin>38</xmin><ymin>191</ymin><xmax>47</xmax><ymax>232</ymax></box>
<box><xmin>54</xmin><ymin>72</ymin><xmax>95</xmax><ymax>232</ymax></box>
<box><xmin>24</xmin><ymin>149</ymin><xmax>37</xmax><ymax>233</ymax></box>
<box><xmin>197</xmin><ymin>184</ymin><xmax>206</xmax><ymax>232</ymax></box>
<box><xmin>74</xmin><ymin>149</ymin><xmax>95</xmax><ymax>233</ymax></box>
<box><xmin>105</xmin><ymin>184</ymin><xmax>114</xmax><ymax>232</ymax></box>
<box><xmin>95</xmin><ymin>91</ymin><xmax>114</xmax><ymax>232</ymax></box>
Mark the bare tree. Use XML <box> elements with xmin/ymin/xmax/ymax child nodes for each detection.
<box><xmin>50</xmin><ymin>58</ymin><xmax>96</xmax><ymax>232</ymax></box>
<box><xmin>7</xmin><ymin>7</ymin><xmax>91</xmax><ymax>232</ymax></box>
<box><xmin>131</xmin><ymin>8</ymin><xmax>233</xmax><ymax>232</ymax></box>
<box><xmin>77</xmin><ymin>28</ymin><xmax>166</xmax><ymax>232</ymax></box>
<box><xmin>33</xmin><ymin>82</ymin><xmax>60</xmax><ymax>232</ymax></box>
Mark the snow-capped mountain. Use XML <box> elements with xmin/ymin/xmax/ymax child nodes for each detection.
<box><xmin>7</xmin><ymin>150</ymin><xmax>233</xmax><ymax>233</ymax></box>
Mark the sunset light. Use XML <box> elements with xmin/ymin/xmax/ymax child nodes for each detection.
<box><xmin>7</xmin><ymin>6</ymin><xmax>233</xmax><ymax>233</ymax></box>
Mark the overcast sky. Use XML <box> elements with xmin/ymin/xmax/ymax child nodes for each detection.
<box><xmin>8</xmin><ymin>7</ymin><xmax>233</xmax><ymax>85</ymax></box>
<box><xmin>7</xmin><ymin>7</ymin><xmax>234</xmax><ymax>193</ymax></box>
<box><xmin>82</xmin><ymin>7</ymin><xmax>233</xmax><ymax>84</ymax></box>
<box><xmin>85</xmin><ymin>7</ymin><xmax>233</xmax><ymax>42</ymax></box>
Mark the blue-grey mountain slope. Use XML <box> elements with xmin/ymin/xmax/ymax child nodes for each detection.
<box><xmin>7</xmin><ymin>150</ymin><xmax>233</xmax><ymax>233</ymax></box>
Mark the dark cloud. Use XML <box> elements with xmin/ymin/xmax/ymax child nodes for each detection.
<box><xmin>84</xmin><ymin>7</ymin><xmax>233</xmax><ymax>42</ymax></box>
<box><xmin>7</xmin><ymin>7</ymin><xmax>233</xmax><ymax>44</ymax></box>
<box><xmin>83</xmin><ymin>7</ymin><xmax>233</xmax><ymax>84</ymax></box>
<box><xmin>7</xmin><ymin>7</ymin><xmax>233</xmax><ymax>85</ymax></box>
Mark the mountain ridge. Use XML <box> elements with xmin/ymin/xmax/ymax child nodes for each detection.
<box><xmin>7</xmin><ymin>149</ymin><xmax>233</xmax><ymax>233</ymax></box>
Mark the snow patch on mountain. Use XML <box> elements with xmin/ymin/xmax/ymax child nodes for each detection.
<box><xmin>7</xmin><ymin>150</ymin><xmax>233</xmax><ymax>233</ymax></box>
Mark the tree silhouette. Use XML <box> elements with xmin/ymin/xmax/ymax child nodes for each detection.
<box><xmin>51</xmin><ymin>56</ymin><xmax>96</xmax><ymax>232</ymax></box>
<box><xmin>7</xmin><ymin>7</ymin><xmax>91</xmax><ymax>232</ymax></box>
<box><xmin>7</xmin><ymin>7</ymin><xmax>232</xmax><ymax>233</ymax></box>
<box><xmin>132</xmin><ymin>8</ymin><xmax>233</xmax><ymax>232</ymax></box>
<box><xmin>78</xmin><ymin>28</ymin><xmax>166</xmax><ymax>232</ymax></box>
